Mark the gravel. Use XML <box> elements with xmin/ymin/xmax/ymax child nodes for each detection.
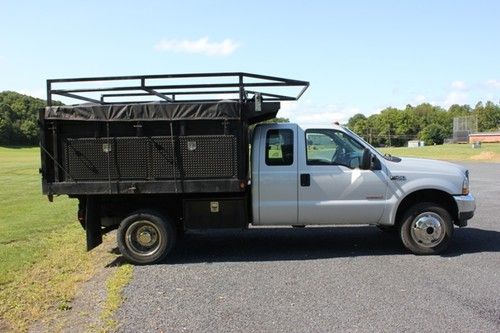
<box><xmin>117</xmin><ymin>162</ymin><xmax>500</xmax><ymax>332</ymax></box>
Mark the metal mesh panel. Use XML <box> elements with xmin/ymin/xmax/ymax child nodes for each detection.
<box><xmin>65</xmin><ymin>138</ymin><xmax>116</xmax><ymax>180</ymax></box>
<box><xmin>179</xmin><ymin>135</ymin><xmax>237</xmax><ymax>178</ymax></box>
<box><xmin>64</xmin><ymin>135</ymin><xmax>238</xmax><ymax>181</ymax></box>
<box><xmin>115</xmin><ymin>138</ymin><xmax>148</xmax><ymax>179</ymax></box>
<box><xmin>65</xmin><ymin>137</ymin><xmax>148</xmax><ymax>180</ymax></box>
<box><xmin>150</xmin><ymin>136</ymin><xmax>180</xmax><ymax>179</ymax></box>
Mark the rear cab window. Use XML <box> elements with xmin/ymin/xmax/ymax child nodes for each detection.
<box><xmin>265</xmin><ymin>129</ymin><xmax>294</xmax><ymax>166</ymax></box>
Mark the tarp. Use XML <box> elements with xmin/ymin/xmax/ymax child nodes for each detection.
<box><xmin>44</xmin><ymin>101</ymin><xmax>241</xmax><ymax>122</ymax></box>
<box><xmin>44</xmin><ymin>101</ymin><xmax>281</xmax><ymax>124</ymax></box>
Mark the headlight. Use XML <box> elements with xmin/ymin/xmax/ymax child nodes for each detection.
<box><xmin>462</xmin><ymin>171</ymin><xmax>469</xmax><ymax>195</ymax></box>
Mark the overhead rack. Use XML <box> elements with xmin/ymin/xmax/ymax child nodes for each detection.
<box><xmin>46</xmin><ymin>72</ymin><xmax>310</xmax><ymax>106</ymax></box>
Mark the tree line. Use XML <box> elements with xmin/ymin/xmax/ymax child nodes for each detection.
<box><xmin>347</xmin><ymin>101</ymin><xmax>500</xmax><ymax>146</ymax></box>
<box><xmin>0</xmin><ymin>91</ymin><xmax>64</xmax><ymax>146</ymax></box>
<box><xmin>0</xmin><ymin>90</ymin><xmax>499</xmax><ymax>147</ymax></box>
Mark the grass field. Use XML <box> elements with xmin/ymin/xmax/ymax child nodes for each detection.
<box><xmin>380</xmin><ymin>142</ymin><xmax>500</xmax><ymax>162</ymax></box>
<box><xmin>0</xmin><ymin>147</ymin><xmax>75</xmax><ymax>285</ymax></box>
<box><xmin>0</xmin><ymin>147</ymin><xmax>127</xmax><ymax>332</ymax></box>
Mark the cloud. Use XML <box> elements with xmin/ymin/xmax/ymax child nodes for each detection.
<box><xmin>19</xmin><ymin>88</ymin><xmax>44</xmax><ymax>99</ymax></box>
<box><xmin>154</xmin><ymin>37</ymin><xmax>240</xmax><ymax>56</ymax></box>
<box><xmin>443</xmin><ymin>91</ymin><xmax>468</xmax><ymax>108</ymax></box>
<box><xmin>451</xmin><ymin>80</ymin><xmax>467</xmax><ymax>90</ymax></box>
<box><xmin>485</xmin><ymin>79</ymin><xmax>500</xmax><ymax>89</ymax></box>
<box><xmin>280</xmin><ymin>101</ymin><xmax>361</xmax><ymax>127</ymax></box>
<box><xmin>414</xmin><ymin>95</ymin><xmax>427</xmax><ymax>103</ymax></box>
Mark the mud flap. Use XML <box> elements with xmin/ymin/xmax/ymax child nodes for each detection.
<box><xmin>85</xmin><ymin>196</ymin><xmax>102</xmax><ymax>251</ymax></box>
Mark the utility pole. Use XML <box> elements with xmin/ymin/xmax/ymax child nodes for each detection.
<box><xmin>388</xmin><ymin>124</ymin><xmax>392</xmax><ymax>147</ymax></box>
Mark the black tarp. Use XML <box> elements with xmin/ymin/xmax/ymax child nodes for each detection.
<box><xmin>45</xmin><ymin>101</ymin><xmax>241</xmax><ymax>122</ymax></box>
<box><xmin>44</xmin><ymin>101</ymin><xmax>281</xmax><ymax>124</ymax></box>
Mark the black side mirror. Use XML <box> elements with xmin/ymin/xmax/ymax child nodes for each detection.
<box><xmin>360</xmin><ymin>148</ymin><xmax>372</xmax><ymax>170</ymax></box>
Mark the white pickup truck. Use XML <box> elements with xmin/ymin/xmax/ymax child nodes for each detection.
<box><xmin>251</xmin><ymin>123</ymin><xmax>475</xmax><ymax>255</ymax></box>
<box><xmin>41</xmin><ymin>73</ymin><xmax>476</xmax><ymax>264</ymax></box>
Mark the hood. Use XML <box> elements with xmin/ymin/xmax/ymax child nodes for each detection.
<box><xmin>382</xmin><ymin>157</ymin><xmax>468</xmax><ymax>194</ymax></box>
<box><xmin>386</xmin><ymin>157</ymin><xmax>467</xmax><ymax>176</ymax></box>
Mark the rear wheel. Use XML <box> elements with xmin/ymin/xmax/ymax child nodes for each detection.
<box><xmin>399</xmin><ymin>202</ymin><xmax>453</xmax><ymax>255</ymax></box>
<box><xmin>117</xmin><ymin>210</ymin><xmax>176</xmax><ymax>265</ymax></box>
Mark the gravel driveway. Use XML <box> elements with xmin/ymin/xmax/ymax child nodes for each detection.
<box><xmin>117</xmin><ymin>162</ymin><xmax>500</xmax><ymax>332</ymax></box>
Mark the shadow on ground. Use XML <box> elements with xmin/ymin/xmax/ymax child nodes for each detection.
<box><xmin>105</xmin><ymin>247</ymin><xmax>128</xmax><ymax>268</ymax></box>
<box><xmin>140</xmin><ymin>226</ymin><xmax>500</xmax><ymax>265</ymax></box>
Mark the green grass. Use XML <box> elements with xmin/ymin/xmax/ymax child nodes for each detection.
<box><xmin>379</xmin><ymin>143</ymin><xmax>500</xmax><ymax>162</ymax></box>
<box><xmin>100</xmin><ymin>264</ymin><xmax>134</xmax><ymax>332</ymax></box>
<box><xmin>0</xmin><ymin>147</ymin><xmax>76</xmax><ymax>285</ymax></box>
<box><xmin>0</xmin><ymin>147</ymin><xmax>125</xmax><ymax>332</ymax></box>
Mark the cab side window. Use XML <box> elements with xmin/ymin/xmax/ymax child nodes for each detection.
<box><xmin>266</xmin><ymin>129</ymin><xmax>294</xmax><ymax>166</ymax></box>
<box><xmin>306</xmin><ymin>129</ymin><xmax>364</xmax><ymax>168</ymax></box>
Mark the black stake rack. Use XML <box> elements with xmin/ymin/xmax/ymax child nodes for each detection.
<box><xmin>46</xmin><ymin>72</ymin><xmax>309</xmax><ymax>106</ymax></box>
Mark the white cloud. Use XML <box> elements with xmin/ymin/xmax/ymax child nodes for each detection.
<box><xmin>451</xmin><ymin>80</ymin><xmax>467</xmax><ymax>90</ymax></box>
<box><xmin>154</xmin><ymin>37</ymin><xmax>240</xmax><ymax>56</ymax></box>
<box><xmin>279</xmin><ymin>101</ymin><xmax>361</xmax><ymax>127</ymax></box>
<box><xmin>414</xmin><ymin>95</ymin><xmax>427</xmax><ymax>103</ymax></box>
<box><xmin>485</xmin><ymin>79</ymin><xmax>500</xmax><ymax>89</ymax></box>
<box><xmin>18</xmin><ymin>88</ymin><xmax>45</xmax><ymax>99</ymax></box>
<box><xmin>444</xmin><ymin>91</ymin><xmax>468</xmax><ymax>108</ymax></box>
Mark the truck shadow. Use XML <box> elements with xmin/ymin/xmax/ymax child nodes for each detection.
<box><xmin>161</xmin><ymin>226</ymin><xmax>500</xmax><ymax>264</ymax></box>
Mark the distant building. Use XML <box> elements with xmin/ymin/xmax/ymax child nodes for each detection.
<box><xmin>469</xmin><ymin>132</ymin><xmax>500</xmax><ymax>143</ymax></box>
<box><xmin>408</xmin><ymin>140</ymin><xmax>425</xmax><ymax>148</ymax></box>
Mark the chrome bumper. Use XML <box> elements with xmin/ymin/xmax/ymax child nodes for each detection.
<box><xmin>453</xmin><ymin>193</ymin><xmax>476</xmax><ymax>227</ymax></box>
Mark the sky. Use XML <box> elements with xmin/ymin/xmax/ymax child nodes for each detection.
<box><xmin>0</xmin><ymin>0</ymin><xmax>499</xmax><ymax>126</ymax></box>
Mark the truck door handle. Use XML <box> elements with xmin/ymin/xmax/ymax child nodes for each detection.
<box><xmin>300</xmin><ymin>173</ymin><xmax>310</xmax><ymax>187</ymax></box>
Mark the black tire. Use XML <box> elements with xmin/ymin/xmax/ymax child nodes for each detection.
<box><xmin>117</xmin><ymin>210</ymin><xmax>176</xmax><ymax>265</ymax></box>
<box><xmin>399</xmin><ymin>202</ymin><xmax>453</xmax><ymax>255</ymax></box>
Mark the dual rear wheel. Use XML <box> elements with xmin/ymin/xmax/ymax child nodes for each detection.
<box><xmin>117</xmin><ymin>210</ymin><xmax>176</xmax><ymax>265</ymax></box>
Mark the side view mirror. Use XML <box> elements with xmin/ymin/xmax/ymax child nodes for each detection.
<box><xmin>360</xmin><ymin>148</ymin><xmax>372</xmax><ymax>170</ymax></box>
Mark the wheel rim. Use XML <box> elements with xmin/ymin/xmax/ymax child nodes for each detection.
<box><xmin>125</xmin><ymin>220</ymin><xmax>163</xmax><ymax>257</ymax></box>
<box><xmin>410</xmin><ymin>212</ymin><xmax>445</xmax><ymax>248</ymax></box>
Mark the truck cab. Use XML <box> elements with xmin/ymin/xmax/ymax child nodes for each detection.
<box><xmin>252</xmin><ymin>123</ymin><xmax>476</xmax><ymax>254</ymax></box>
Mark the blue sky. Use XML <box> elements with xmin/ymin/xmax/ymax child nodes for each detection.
<box><xmin>1</xmin><ymin>0</ymin><xmax>499</xmax><ymax>126</ymax></box>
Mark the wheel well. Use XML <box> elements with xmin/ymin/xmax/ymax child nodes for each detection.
<box><xmin>395</xmin><ymin>189</ymin><xmax>458</xmax><ymax>226</ymax></box>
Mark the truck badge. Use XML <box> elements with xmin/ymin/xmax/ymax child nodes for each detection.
<box><xmin>187</xmin><ymin>141</ymin><xmax>197</xmax><ymax>151</ymax></box>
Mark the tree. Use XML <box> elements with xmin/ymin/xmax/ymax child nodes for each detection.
<box><xmin>346</xmin><ymin>101</ymin><xmax>500</xmax><ymax>147</ymax></box>
<box><xmin>347</xmin><ymin>113</ymin><xmax>367</xmax><ymax>132</ymax></box>
<box><xmin>0</xmin><ymin>103</ymin><xmax>13</xmax><ymax>144</ymax></box>
<box><xmin>420</xmin><ymin>124</ymin><xmax>447</xmax><ymax>145</ymax></box>
<box><xmin>476</xmin><ymin>101</ymin><xmax>500</xmax><ymax>132</ymax></box>
<box><xmin>0</xmin><ymin>91</ymin><xmax>63</xmax><ymax>145</ymax></box>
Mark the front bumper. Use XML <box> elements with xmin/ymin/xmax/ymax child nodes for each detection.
<box><xmin>453</xmin><ymin>193</ymin><xmax>476</xmax><ymax>227</ymax></box>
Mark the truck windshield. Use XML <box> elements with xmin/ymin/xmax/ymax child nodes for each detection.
<box><xmin>343</xmin><ymin>127</ymin><xmax>398</xmax><ymax>161</ymax></box>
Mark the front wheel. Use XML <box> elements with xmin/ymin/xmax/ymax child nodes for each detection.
<box><xmin>400</xmin><ymin>202</ymin><xmax>453</xmax><ymax>255</ymax></box>
<box><xmin>117</xmin><ymin>210</ymin><xmax>176</xmax><ymax>265</ymax></box>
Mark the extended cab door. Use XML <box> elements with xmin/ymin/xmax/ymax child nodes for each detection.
<box><xmin>252</xmin><ymin>124</ymin><xmax>298</xmax><ymax>225</ymax></box>
<box><xmin>298</xmin><ymin>128</ymin><xmax>388</xmax><ymax>224</ymax></box>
